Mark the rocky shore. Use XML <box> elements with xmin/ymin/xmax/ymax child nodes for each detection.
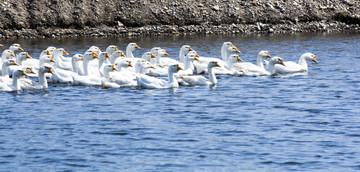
<box><xmin>1</xmin><ymin>0</ymin><xmax>359</xmax><ymax>38</ymax></box>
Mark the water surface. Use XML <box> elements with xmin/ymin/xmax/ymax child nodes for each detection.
<box><xmin>1</xmin><ymin>33</ymin><xmax>360</xmax><ymax>171</ymax></box>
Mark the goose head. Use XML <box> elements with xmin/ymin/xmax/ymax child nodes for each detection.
<box><xmin>271</xmin><ymin>56</ymin><xmax>285</xmax><ymax>66</ymax></box>
<box><xmin>17</xmin><ymin>52</ymin><xmax>32</xmax><ymax>61</ymax></box>
<box><xmin>88</xmin><ymin>46</ymin><xmax>101</xmax><ymax>54</ymax></box>
<box><xmin>99</xmin><ymin>52</ymin><xmax>110</xmax><ymax>61</ymax></box>
<box><xmin>46</xmin><ymin>46</ymin><xmax>57</xmax><ymax>54</ymax></box>
<box><xmin>3</xmin><ymin>59</ymin><xmax>19</xmax><ymax>67</ymax></box>
<box><xmin>84</xmin><ymin>51</ymin><xmax>99</xmax><ymax>62</ymax></box>
<box><xmin>180</xmin><ymin>45</ymin><xmax>193</xmax><ymax>53</ymax></box>
<box><xmin>103</xmin><ymin>64</ymin><xmax>118</xmax><ymax>72</ymax></box>
<box><xmin>151</xmin><ymin>47</ymin><xmax>161</xmax><ymax>54</ymax></box>
<box><xmin>9</xmin><ymin>44</ymin><xmax>24</xmax><ymax>52</ymax></box>
<box><xmin>302</xmin><ymin>53</ymin><xmax>317</xmax><ymax>63</ymax></box>
<box><xmin>14</xmin><ymin>69</ymin><xmax>28</xmax><ymax>78</ymax></box>
<box><xmin>226</xmin><ymin>46</ymin><xmax>241</xmax><ymax>54</ymax></box>
<box><xmin>208</xmin><ymin>61</ymin><xmax>221</xmax><ymax>68</ymax></box>
<box><xmin>228</xmin><ymin>54</ymin><xmax>243</xmax><ymax>63</ymax></box>
<box><xmin>72</xmin><ymin>54</ymin><xmax>84</xmax><ymax>61</ymax></box>
<box><xmin>2</xmin><ymin>49</ymin><xmax>16</xmax><ymax>59</ymax></box>
<box><xmin>127</xmin><ymin>43</ymin><xmax>140</xmax><ymax>50</ymax></box>
<box><xmin>158</xmin><ymin>49</ymin><xmax>169</xmax><ymax>56</ymax></box>
<box><xmin>141</xmin><ymin>52</ymin><xmax>157</xmax><ymax>61</ymax></box>
<box><xmin>41</xmin><ymin>55</ymin><xmax>56</xmax><ymax>63</ymax></box>
<box><xmin>111</xmin><ymin>50</ymin><xmax>126</xmax><ymax>58</ymax></box>
<box><xmin>54</xmin><ymin>48</ymin><xmax>69</xmax><ymax>56</ymax></box>
<box><xmin>106</xmin><ymin>45</ymin><xmax>119</xmax><ymax>55</ymax></box>
<box><xmin>169</xmin><ymin>64</ymin><xmax>183</xmax><ymax>73</ymax></box>
<box><xmin>40</xmin><ymin>65</ymin><xmax>55</xmax><ymax>75</ymax></box>
<box><xmin>185</xmin><ymin>53</ymin><xmax>200</xmax><ymax>62</ymax></box>
<box><xmin>116</xmin><ymin>59</ymin><xmax>133</xmax><ymax>69</ymax></box>
<box><xmin>258</xmin><ymin>50</ymin><xmax>271</xmax><ymax>59</ymax></box>
<box><xmin>24</xmin><ymin>67</ymin><xmax>36</xmax><ymax>75</ymax></box>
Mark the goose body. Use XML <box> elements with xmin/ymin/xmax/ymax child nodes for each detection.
<box><xmin>233</xmin><ymin>50</ymin><xmax>272</xmax><ymax>76</ymax></box>
<box><xmin>0</xmin><ymin>70</ymin><xmax>27</xmax><ymax>92</ymax></box>
<box><xmin>137</xmin><ymin>64</ymin><xmax>182</xmax><ymax>89</ymax></box>
<box><xmin>274</xmin><ymin>53</ymin><xmax>317</xmax><ymax>74</ymax></box>
<box><xmin>177</xmin><ymin>61</ymin><xmax>220</xmax><ymax>86</ymax></box>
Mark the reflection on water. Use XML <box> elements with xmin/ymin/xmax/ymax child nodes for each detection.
<box><xmin>1</xmin><ymin>32</ymin><xmax>360</xmax><ymax>171</ymax></box>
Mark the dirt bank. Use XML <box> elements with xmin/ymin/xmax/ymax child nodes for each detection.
<box><xmin>0</xmin><ymin>0</ymin><xmax>359</xmax><ymax>38</ymax></box>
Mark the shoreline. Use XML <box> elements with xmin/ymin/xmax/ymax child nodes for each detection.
<box><xmin>1</xmin><ymin>21</ymin><xmax>359</xmax><ymax>39</ymax></box>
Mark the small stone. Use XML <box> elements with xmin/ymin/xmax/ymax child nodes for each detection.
<box><xmin>212</xmin><ymin>5</ymin><xmax>220</xmax><ymax>11</ymax></box>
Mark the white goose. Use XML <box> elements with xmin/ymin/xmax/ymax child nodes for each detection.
<box><xmin>221</xmin><ymin>42</ymin><xmax>238</xmax><ymax>61</ymax></box>
<box><xmin>177</xmin><ymin>53</ymin><xmax>200</xmax><ymax>75</ymax></box>
<box><xmin>225</xmin><ymin>54</ymin><xmax>244</xmax><ymax>76</ymax></box>
<box><xmin>9</xmin><ymin>44</ymin><xmax>24</xmax><ymax>54</ymax></box>
<box><xmin>274</xmin><ymin>53</ymin><xmax>317</xmax><ymax>74</ymax></box>
<box><xmin>1</xmin><ymin>59</ymin><xmax>19</xmax><ymax>77</ymax></box>
<box><xmin>153</xmin><ymin>48</ymin><xmax>179</xmax><ymax>67</ymax></box>
<box><xmin>52</xmin><ymin>48</ymin><xmax>72</xmax><ymax>70</ymax></box>
<box><xmin>233</xmin><ymin>50</ymin><xmax>272</xmax><ymax>76</ymax></box>
<box><xmin>177</xmin><ymin>61</ymin><xmax>221</xmax><ymax>86</ymax></box>
<box><xmin>136</xmin><ymin>64</ymin><xmax>183</xmax><ymax>89</ymax></box>
<box><xmin>72</xmin><ymin>51</ymin><xmax>102</xmax><ymax>86</ymax></box>
<box><xmin>1</xmin><ymin>49</ymin><xmax>15</xmax><ymax>64</ymax></box>
<box><xmin>46</xmin><ymin>46</ymin><xmax>57</xmax><ymax>54</ymax></box>
<box><xmin>103</xmin><ymin>63</ymin><xmax>136</xmax><ymax>87</ymax></box>
<box><xmin>266</xmin><ymin>56</ymin><xmax>286</xmax><ymax>75</ymax></box>
<box><xmin>110</xmin><ymin>50</ymin><xmax>126</xmax><ymax>64</ymax></box>
<box><xmin>0</xmin><ymin>69</ymin><xmax>27</xmax><ymax>92</ymax></box>
<box><xmin>24</xmin><ymin>65</ymin><xmax>55</xmax><ymax>90</ymax></box>
<box><xmin>22</xmin><ymin>50</ymin><xmax>51</xmax><ymax>71</ymax></box>
<box><xmin>98</xmin><ymin>52</ymin><xmax>110</xmax><ymax>70</ymax></box>
<box><xmin>7</xmin><ymin>52</ymin><xmax>33</xmax><ymax>77</ymax></box>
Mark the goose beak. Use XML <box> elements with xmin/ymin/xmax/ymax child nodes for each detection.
<box><xmin>189</xmin><ymin>47</ymin><xmax>194</xmax><ymax>51</ymax></box>
<box><xmin>177</xmin><ymin>64</ymin><xmax>183</xmax><ymax>70</ymax></box>
<box><xmin>280</xmin><ymin>60</ymin><xmax>286</xmax><ymax>66</ymax></box>
<box><xmin>26</xmin><ymin>53</ymin><xmax>32</xmax><ymax>59</ymax></box>
<box><xmin>19</xmin><ymin>46</ymin><xmax>24</xmax><ymax>51</ymax></box>
<box><xmin>115</xmin><ymin>46</ymin><xmax>119</xmax><ymax>51</ymax></box>
<box><xmin>63</xmin><ymin>49</ymin><xmax>69</xmax><ymax>55</ymax></box>
<box><xmin>151</xmin><ymin>52</ymin><xmax>156</xmax><ymax>58</ymax></box>
<box><xmin>194</xmin><ymin>54</ymin><xmax>200</xmax><ymax>61</ymax></box>
<box><xmin>112</xmin><ymin>64</ymin><xmax>118</xmax><ymax>71</ymax></box>
<box><xmin>49</xmin><ymin>68</ymin><xmax>55</xmax><ymax>75</ymax></box>
<box><xmin>120</xmin><ymin>51</ymin><xmax>126</xmax><ymax>57</ymax></box>
<box><xmin>81</xmin><ymin>55</ymin><xmax>84</xmax><ymax>60</ymax></box>
<box><xmin>135</xmin><ymin>44</ymin><xmax>140</xmax><ymax>49</ymax></box>
<box><xmin>235</xmin><ymin>47</ymin><xmax>241</xmax><ymax>53</ymax></box>
<box><xmin>164</xmin><ymin>51</ymin><xmax>169</xmax><ymax>56</ymax></box>
<box><xmin>30</xmin><ymin>68</ymin><xmax>36</xmax><ymax>74</ymax></box>
<box><xmin>0</xmin><ymin>44</ymin><xmax>3</xmax><ymax>47</ymax></box>
<box><xmin>216</xmin><ymin>62</ymin><xmax>221</xmax><ymax>67</ymax></box>
<box><xmin>22</xmin><ymin>70</ymin><xmax>28</xmax><ymax>76</ymax></box>
<box><xmin>14</xmin><ymin>61</ymin><xmax>19</xmax><ymax>66</ymax></box>
<box><xmin>93</xmin><ymin>52</ymin><xmax>99</xmax><ymax>59</ymax></box>
<box><xmin>237</xmin><ymin>56</ymin><xmax>243</xmax><ymax>61</ymax></box>
<box><xmin>266</xmin><ymin>52</ymin><xmax>271</xmax><ymax>58</ymax></box>
<box><xmin>312</xmin><ymin>56</ymin><xmax>317</xmax><ymax>63</ymax></box>
<box><xmin>10</xmin><ymin>52</ymin><xmax>15</xmax><ymax>57</ymax></box>
<box><xmin>50</xmin><ymin>56</ymin><xmax>56</xmax><ymax>63</ymax></box>
<box><xmin>128</xmin><ymin>62</ymin><xmax>133</xmax><ymax>67</ymax></box>
<box><xmin>149</xmin><ymin>65</ymin><xmax>155</xmax><ymax>69</ymax></box>
<box><xmin>105</xmin><ymin>52</ymin><xmax>110</xmax><ymax>58</ymax></box>
<box><xmin>47</xmin><ymin>50</ymin><xmax>51</xmax><ymax>55</ymax></box>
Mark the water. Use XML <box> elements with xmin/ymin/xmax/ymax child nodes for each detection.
<box><xmin>1</xmin><ymin>33</ymin><xmax>360</xmax><ymax>171</ymax></box>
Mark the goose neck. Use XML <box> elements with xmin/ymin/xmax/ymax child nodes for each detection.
<box><xmin>256</xmin><ymin>54</ymin><xmax>265</xmax><ymax>68</ymax></box>
<box><xmin>1</xmin><ymin>63</ymin><xmax>9</xmax><ymax>76</ymax></box>
<box><xmin>168</xmin><ymin>70</ymin><xmax>179</xmax><ymax>88</ymax></box>
<box><xmin>126</xmin><ymin>46</ymin><xmax>134</xmax><ymax>58</ymax></box>
<box><xmin>208</xmin><ymin>66</ymin><xmax>217</xmax><ymax>84</ymax></box>
<box><xmin>38</xmin><ymin>69</ymin><xmax>48</xmax><ymax>88</ymax></box>
<box><xmin>72</xmin><ymin>58</ymin><xmax>79</xmax><ymax>73</ymax></box>
<box><xmin>13</xmin><ymin>74</ymin><xmax>21</xmax><ymax>91</ymax></box>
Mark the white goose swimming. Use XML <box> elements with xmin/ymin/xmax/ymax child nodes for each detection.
<box><xmin>7</xmin><ymin>52</ymin><xmax>33</xmax><ymax>77</ymax></box>
<box><xmin>177</xmin><ymin>61</ymin><xmax>221</xmax><ymax>86</ymax></box>
<box><xmin>9</xmin><ymin>44</ymin><xmax>24</xmax><ymax>54</ymax></box>
<box><xmin>177</xmin><ymin>53</ymin><xmax>200</xmax><ymax>75</ymax></box>
<box><xmin>98</xmin><ymin>52</ymin><xmax>110</xmax><ymax>70</ymax></box>
<box><xmin>221</xmin><ymin>42</ymin><xmax>238</xmax><ymax>61</ymax></box>
<box><xmin>1</xmin><ymin>49</ymin><xmax>15</xmax><ymax>64</ymax></box>
<box><xmin>233</xmin><ymin>50</ymin><xmax>272</xmax><ymax>76</ymax></box>
<box><xmin>136</xmin><ymin>64</ymin><xmax>183</xmax><ymax>89</ymax></box>
<box><xmin>24</xmin><ymin>65</ymin><xmax>55</xmax><ymax>90</ymax></box>
<box><xmin>153</xmin><ymin>48</ymin><xmax>178</xmax><ymax>67</ymax></box>
<box><xmin>52</xmin><ymin>48</ymin><xmax>72</xmax><ymax>70</ymax></box>
<box><xmin>1</xmin><ymin>59</ymin><xmax>19</xmax><ymax>77</ymax></box>
<box><xmin>103</xmin><ymin>63</ymin><xmax>136</xmax><ymax>87</ymax></box>
<box><xmin>266</xmin><ymin>56</ymin><xmax>286</xmax><ymax>75</ymax></box>
<box><xmin>109</xmin><ymin>50</ymin><xmax>126</xmax><ymax>64</ymax></box>
<box><xmin>0</xmin><ymin>69</ymin><xmax>27</xmax><ymax>92</ymax></box>
<box><xmin>274</xmin><ymin>53</ymin><xmax>317</xmax><ymax>74</ymax></box>
<box><xmin>22</xmin><ymin>50</ymin><xmax>51</xmax><ymax>71</ymax></box>
<box><xmin>225</xmin><ymin>54</ymin><xmax>244</xmax><ymax>76</ymax></box>
<box><xmin>105</xmin><ymin>45</ymin><xmax>119</xmax><ymax>56</ymax></box>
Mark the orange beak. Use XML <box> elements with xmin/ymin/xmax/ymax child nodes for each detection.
<box><xmin>63</xmin><ymin>49</ymin><xmax>69</xmax><ymax>55</ymax></box>
<box><xmin>30</xmin><ymin>68</ymin><xmax>36</xmax><ymax>74</ymax></box>
<box><xmin>93</xmin><ymin>52</ymin><xmax>99</xmax><ymax>59</ymax></box>
<box><xmin>50</xmin><ymin>56</ymin><xmax>56</xmax><ymax>63</ymax></box>
<box><xmin>120</xmin><ymin>51</ymin><xmax>126</xmax><ymax>57</ymax></box>
<box><xmin>115</xmin><ymin>46</ymin><xmax>119</xmax><ymax>51</ymax></box>
<box><xmin>80</xmin><ymin>55</ymin><xmax>84</xmax><ymax>60</ymax></box>
<box><xmin>164</xmin><ymin>51</ymin><xmax>169</xmax><ymax>56</ymax></box>
<box><xmin>189</xmin><ymin>47</ymin><xmax>194</xmax><ymax>51</ymax></box>
<box><xmin>49</xmin><ymin>68</ymin><xmax>55</xmax><ymax>75</ymax></box>
<box><xmin>47</xmin><ymin>50</ymin><xmax>51</xmax><ymax>55</ymax></box>
<box><xmin>128</xmin><ymin>62</ymin><xmax>133</xmax><ymax>67</ymax></box>
<box><xmin>112</xmin><ymin>64</ymin><xmax>118</xmax><ymax>71</ymax></box>
<box><xmin>267</xmin><ymin>52</ymin><xmax>271</xmax><ymax>58</ymax></box>
<box><xmin>135</xmin><ymin>44</ymin><xmax>140</xmax><ymax>49</ymax></box>
<box><xmin>14</xmin><ymin>61</ymin><xmax>19</xmax><ymax>66</ymax></box>
<box><xmin>26</xmin><ymin>53</ymin><xmax>32</xmax><ymax>59</ymax></box>
<box><xmin>235</xmin><ymin>47</ymin><xmax>240</xmax><ymax>53</ymax></box>
<box><xmin>105</xmin><ymin>52</ymin><xmax>110</xmax><ymax>58</ymax></box>
<box><xmin>0</xmin><ymin>44</ymin><xmax>3</xmax><ymax>47</ymax></box>
<box><xmin>177</xmin><ymin>64</ymin><xmax>183</xmax><ymax>70</ymax></box>
<box><xmin>151</xmin><ymin>53</ymin><xmax>156</xmax><ymax>58</ymax></box>
<box><xmin>216</xmin><ymin>62</ymin><xmax>221</xmax><ymax>67</ymax></box>
<box><xmin>194</xmin><ymin>54</ymin><xmax>200</xmax><ymax>61</ymax></box>
<box><xmin>312</xmin><ymin>56</ymin><xmax>317</xmax><ymax>63</ymax></box>
<box><xmin>280</xmin><ymin>60</ymin><xmax>286</xmax><ymax>66</ymax></box>
<box><xmin>10</xmin><ymin>52</ymin><xmax>15</xmax><ymax>57</ymax></box>
<box><xmin>237</xmin><ymin>56</ymin><xmax>243</xmax><ymax>61</ymax></box>
<box><xmin>19</xmin><ymin>46</ymin><xmax>24</xmax><ymax>51</ymax></box>
<box><xmin>22</xmin><ymin>70</ymin><xmax>27</xmax><ymax>76</ymax></box>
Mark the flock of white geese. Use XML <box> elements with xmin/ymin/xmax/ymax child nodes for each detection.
<box><xmin>0</xmin><ymin>42</ymin><xmax>317</xmax><ymax>91</ymax></box>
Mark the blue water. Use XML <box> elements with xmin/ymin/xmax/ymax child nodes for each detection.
<box><xmin>1</xmin><ymin>33</ymin><xmax>360</xmax><ymax>171</ymax></box>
